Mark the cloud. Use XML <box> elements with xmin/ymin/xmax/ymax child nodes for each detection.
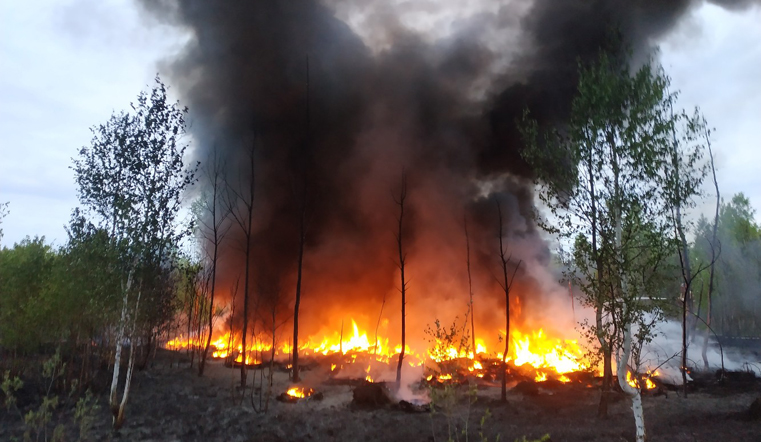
<box><xmin>0</xmin><ymin>0</ymin><xmax>189</xmax><ymax>246</ymax></box>
<box><xmin>660</xmin><ymin>3</ymin><xmax>761</xmax><ymax>220</ymax></box>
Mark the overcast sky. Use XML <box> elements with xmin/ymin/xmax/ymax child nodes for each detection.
<box><xmin>1</xmin><ymin>0</ymin><xmax>759</xmax><ymax>248</ymax></box>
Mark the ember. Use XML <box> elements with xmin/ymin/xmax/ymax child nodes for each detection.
<box><xmin>626</xmin><ymin>371</ymin><xmax>658</xmax><ymax>390</ymax></box>
<box><xmin>286</xmin><ymin>387</ymin><xmax>315</xmax><ymax>399</ymax></box>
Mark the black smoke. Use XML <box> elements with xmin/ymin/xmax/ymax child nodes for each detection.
<box><xmin>138</xmin><ymin>0</ymin><xmax>758</xmax><ymax>343</ymax></box>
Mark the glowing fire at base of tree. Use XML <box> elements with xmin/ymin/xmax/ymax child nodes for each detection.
<box><xmin>286</xmin><ymin>387</ymin><xmax>315</xmax><ymax>399</ymax></box>
<box><xmin>626</xmin><ymin>371</ymin><xmax>658</xmax><ymax>390</ymax></box>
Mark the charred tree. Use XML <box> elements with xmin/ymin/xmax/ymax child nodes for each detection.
<box><xmin>198</xmin><ymin>147</ymin><xmax>230</xmax><ymax>376</ymax></box>
<box><xmin>292</xmin><ymin>183</ymin><xmax>307</xmax><ymax>383</ymax></box>
<box><xmin>292</xmin><ymin>56</ymin><xmax>312</xmax><ymax>383</ymax></box>
<box><xmin>225</xmin><ymin>138</ymin><xmax>256</xmax><ymax>390</ymax></box>
<box><xmin>496</xmin><ymin>200</ymin><xmax>521</xmax><ymax>402</ymax></box>
<box><xmin>464</xmin><ymin>215</ymin><xmax>476</xmax><ymax>354</ymax></box>
<box><xmin>394</xmin><ymin>171</ymin><xmax>409</xmax><ymax>385</ymax></box>
<box><xmin>702</xmin><ymin>123</ymin><xmax>720</xmax><ymax>370</ymax></box>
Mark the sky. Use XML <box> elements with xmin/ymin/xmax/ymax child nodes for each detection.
<box><xmin>0</xmin><ymin>0</ymin><xmax>759</xmax><ymax>248</ymax></box>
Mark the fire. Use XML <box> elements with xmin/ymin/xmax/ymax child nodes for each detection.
<box><xmin>626</xmin><ymin>371</ymin><xmax>658</xmax><ymax>390</ymax></box>
<box><xmin>510</xmin><ymin>329</ymin><xmax>585</xmax><ymax>374</ymax></box>
<box><xmin>167</xmin><ymin>318</ymin><xmax>602</xmax><ymax>386</ymax></box>
<box><xmin>286</xmin><ymin>387</ymin><xmax>314</xmax><ymax>398</ymax></box>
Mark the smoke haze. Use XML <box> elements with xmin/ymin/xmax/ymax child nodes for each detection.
<box><xmin>138</xmin><ymin>0</ymin><xmax>759</xmax><ymax>350</ymax></box>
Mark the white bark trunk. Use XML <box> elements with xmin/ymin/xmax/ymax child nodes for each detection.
<box><xmin>115</xmin><ymin>287</ymin><xmax>142</xmax><ymax>428</ymax></box>
<box><xmin>618</xmin><ymin>321</ymin><xmax>647</xmax><ymax>442</ymax></box>
<box><xmin>110</xmin><ymin>270</ymin><xmax>133</xmax><ymax>410</ymax></box>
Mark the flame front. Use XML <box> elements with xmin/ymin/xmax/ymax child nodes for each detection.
<box><xmin>166</xmin><ymin>318</ymin><xmax>662</xmax><ymax>386</ymax></box>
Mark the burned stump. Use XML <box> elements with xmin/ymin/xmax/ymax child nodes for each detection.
<box><xmin>513</xmin><ymin>380</ymin><xmax>540</xmax><ymax>396</ymax></box>
<box><xmin>749</xmin><ymin>397</ymin><xmax>761</xmax><ymax>420</ymax></box>
<box><xmin>398</xmin><ymin>399</ymin><xmax>430</xmax><ymax>413</ymax></box>
<box><xmin>352</xmin><ymin>381</ymin><xmax>392</xmax><ymax>408</ymax></box>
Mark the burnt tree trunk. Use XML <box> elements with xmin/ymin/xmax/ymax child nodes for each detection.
<box><xmin>224</xmin><ymin>139</ymin><xmax>256</xmax><ymax>391</ymax></box>
<box><xmin>240</xmin><ymin>146</ymin><xmax>255</xmax><ymax>389</ymax></box>
<box><xmin>394</xmin><ymin>171</ymin><xmax>408</xmax><ymax>385</ymax></box>
<box><xmin>464</xmin><ymin>215</ymin><xmax>476</xmax><ymax>354</ymax></box>
<box><xmin>292</xmin><ymin>56</ymin><xmax>311</xmax><ymax>383</ymax></box>
<box><xmin>670</xmin><ymin>118</ymin><xmax>693</xmax><ymax>398</ymax></box>
<box><xmin>702</xmin><ymin>125</ymin><xmax>720</xmax><ymax>370</ymax></box>
<box><xmin>292</xmin><ymin>191</ymin><xmax>306</xmax><ymax>382</ymax></box>
<box><xmin>496</xmin><ymin>201</ymin><xmax>521</xmax><ymax>402</ymax></box>
<box><xmin>200</xmin><ymin>149</ymin><xmax>227</xmax><ymax>376</ymax></box>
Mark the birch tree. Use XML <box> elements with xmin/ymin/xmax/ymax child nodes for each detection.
<box><xmin>521</xmin><ymin>50</ymin><xmax>703</xmax><ymax>440</ymax></box>
<box><xmin>72</xmin><ymin>77</ymin><xmax>197</xmax><ymax>429</ymax></box>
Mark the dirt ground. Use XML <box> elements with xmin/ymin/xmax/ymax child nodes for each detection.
<box><xmin>2</xmin><ymin>349</ymin><xmax>760</xmax><ymax>442</ymax></box>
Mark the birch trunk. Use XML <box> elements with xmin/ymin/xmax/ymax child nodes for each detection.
<box><xmin>109</xmin><ymin>269</ymin><xmax>134</xmax><ymax>415</ymax></box>
<box><xmin>114</xmin><ymin>287</ymin><xmax>142</xmax><ymax>429</ymax></box>
<box><xmin>617</xmin><ymin>321</ymin><xmax>647</xmax><ymax>442</ymax></box>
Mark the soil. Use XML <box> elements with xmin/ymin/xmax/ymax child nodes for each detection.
<box><xmin>2</xmin><ymin>349</ymin><xmax>760</xmax><ymax>442</ymax></box>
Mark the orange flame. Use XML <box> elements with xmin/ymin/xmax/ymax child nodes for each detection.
<box><xmin>626</xmin><ymin>370</ymin><xmax>658</xmax><ymax>390</ymax></box>
<box><xmin>286</xmin><ymin>387</ymin><xmax>314</xmax><ymax>398</ymax></box>
<box><xmin>167</xmin><ymin>318</ymin><xmax>610</xmax><ymax>384</ymax></box>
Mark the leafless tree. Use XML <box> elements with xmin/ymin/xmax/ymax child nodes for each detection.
<box><xmin>197</xmin><ymin>147</ymin><xmax>231</xmax><ymax>375</ymax></box>
<box><xmin>292</xmin><ymin>56</ymin><xmax>311</xmax><ymax>383</ymax></box>
<box><xmin>394</xmin><ymin>170</ymin><xmax>409</xmax><ymax>384</ymax></box>
<box><xmin>496</xmin><ymin>200</ymin><xmax>521</xmax><ymax>402</ymax></box>
<box><xmin>464</xmin><ymin>214</ymin><xmax>476</xmax><ymax>355</ymax></box>
<box><xmin>253</xmin><ymin>272</ymin><xmax>287</xmax><ymax>413</ymax></box>
<box><xmin>226</xmin><ymin>277</ymin><xmax>239</xmax><ymax>403</ymax></box>
<box><xmin>224</xmin><ymin>138</ymin><xmax>257</xmax><ymax>390</ymax></box>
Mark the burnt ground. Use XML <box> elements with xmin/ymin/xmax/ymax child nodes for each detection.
<box><xmin>2</xmin><ymin>349</ymin><xmax>760</xmax><ymax>442</ymax></box>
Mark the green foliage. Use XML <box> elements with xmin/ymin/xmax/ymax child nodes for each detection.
<box><xmin>72</xmin><ymin>75</ymin><xmax>197</xmax><ymax>262</ymax></box>
<box><xmin>514</xmin><ymin>435</ymin><xmax>550</xmax><ymax>442</ymax></box>
<box><xmin>425</xmin><ymin>315</ymin><xmax>471</xmax><ymax>379</ymax></box>
<box><xmin>2</xmin><ymin>350</ymin><xmax>101</xmax><ymax>442</ymax></box>
<box><xmin>74</xmin><ymin>389</ymin><xmax>100</xmax><ymax>440</ymax></box>
<box><xmin>2</xmin><ymin>370</ymin><xmax>23</xmax><ymax>412</ymax></box>
<box><xmin>0</xmin><ymin>237</ymin><xmax>56</xmax><ymax>352</ymax></box>
<box><xmin>23</xmin><ymin>395</ymin><xmax>60</xmax><ymax>442</ymax></box>
<box><xmin>427</xmin><ymin>316</ymin><xmax>498</xmax><ymax>442</ymax></box>
<box><xmin>429</xmin><ymin>382</ymin><xmax>492</xmax><ymax>442</ymax></box>
<box><xmin>0</xmin><ymin>219</ymin><xmax>122</xmax><ymax>354</ymax></box>
<box><xmin>720</xmin><ymin>193</ymin><xmax>760</xmax><ymax>244</ymax></box>
<box><xmin>520</xmin><ymin>48</ymin><xmax>705</xmax><ymax>370</ymax></box>
<box><xmin>0</xmin><ymin>201</ymin><xmax>8</xmax><ymax>242</ymax></box>
<box><xmin>691</xmin><ymin>193</ymin><xmax>761</xmax><ymax>336</ymax></box>
<box><xmin>21</xmin><ymin>350</ymin><xmax>67</xmax><ymax>442</ymax></box>
<box><xmin>478</xmin><ymin>408</ymin><xmax>499</xmax><ymax>442</ymax></box>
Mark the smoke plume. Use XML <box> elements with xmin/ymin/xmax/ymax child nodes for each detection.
<box><xmin>138</xmin><ymin>0</ymin><xmax>758</xmax><ymax>349</ymax></box>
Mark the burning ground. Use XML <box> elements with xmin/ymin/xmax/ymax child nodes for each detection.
<box><xmin>3</xmin><ymin>348</ymin><xmax>758</xmax><ymax>442</ymax></box>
